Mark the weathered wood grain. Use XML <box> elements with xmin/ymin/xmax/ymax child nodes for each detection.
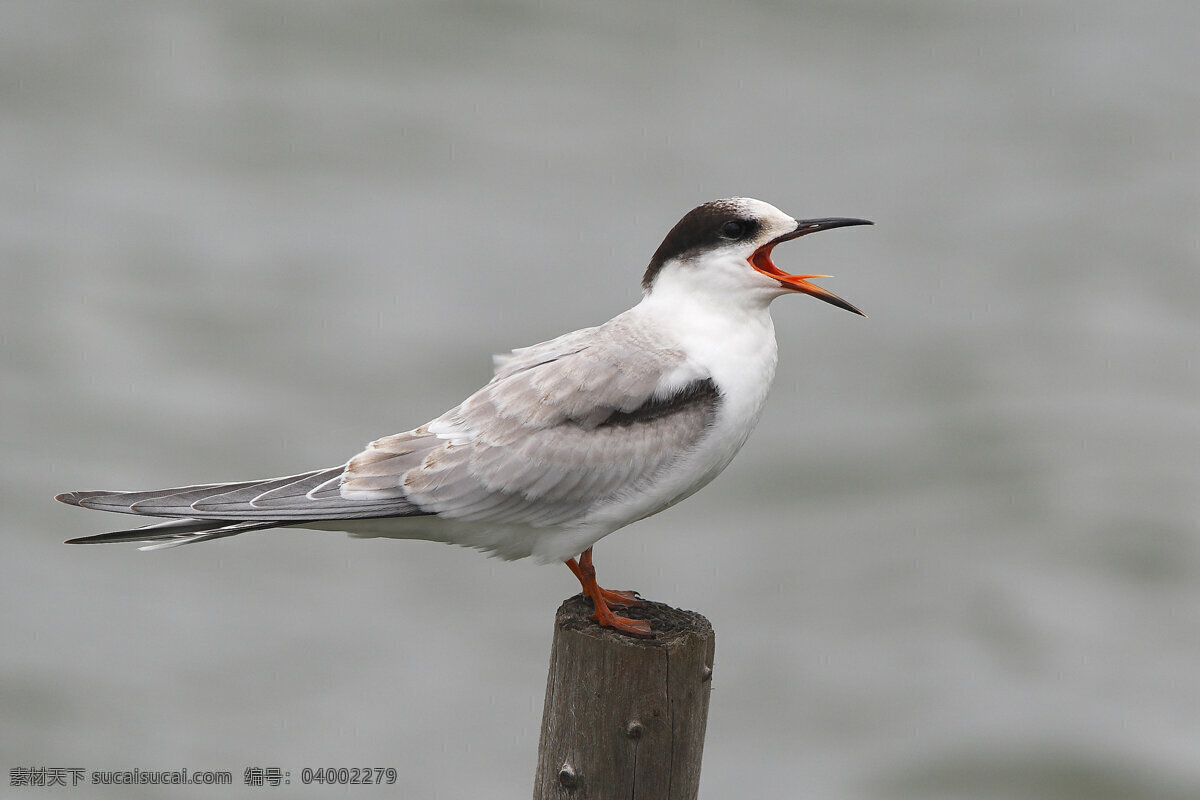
<box><xmin>533</xmin><ymin>595</ymin><xmax>715</xmax><ymax>800</ymax></box>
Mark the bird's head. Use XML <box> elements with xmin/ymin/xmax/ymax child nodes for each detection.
<box><xmin>642</xmin><ymin>197</ymin><xmax>871</xmax><ymax>315</ymax></box>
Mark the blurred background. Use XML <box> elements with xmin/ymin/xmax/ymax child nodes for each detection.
<box><xmin>3</xmin><ymin>1</ymin><xmax>1197</xmax><ymax>798</ymax></box>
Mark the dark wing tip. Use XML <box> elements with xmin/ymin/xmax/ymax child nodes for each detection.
<box><xmin>56</xmin><ymin>491</ymin><xmax>86</xmax><ymax>507</ymax></box>
<box><xmin>64</xmin><ymin>530</ymin><xmax>126</xmax><ymax>545</ymax></box>
<box><xmin>64</xmin><ymin>530</ymin><xmax>157</xmax><ymax>545</ymax></box>
<box><xmin>56</xmin><ymin>490</ymin><xmax>120</xmax><ymax>509</ymax></box>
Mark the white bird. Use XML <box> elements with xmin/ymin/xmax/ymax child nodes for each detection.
<box><xmin>58</xmin><ymin>198</ymin><xmax>870</xmax><ymax>636</ymax></box>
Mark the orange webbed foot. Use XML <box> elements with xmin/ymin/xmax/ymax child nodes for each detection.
<box><xmin>564</xmin><ymin>547</ymin><xmax>652</xmax><ymax>637</ymax></box>
<box><xmin>593</xmin><ymin>607</ymin><xmax>653</xmax><ymax>637</ymax></box>
<box><xmin>598</xmin><ymin>587</ymin><xmax>644</xmax><ymax>608</ymax></box>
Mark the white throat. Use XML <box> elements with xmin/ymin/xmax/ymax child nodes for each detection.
<box><xmin>631</xmin><ymin>260</ymin><xmax>781</xmax><ymax>431</ymax></box>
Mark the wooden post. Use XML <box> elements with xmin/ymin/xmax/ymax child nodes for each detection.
<box><xmin>533</xmin><ymin>595</ymin><xmax>716</xmax><ymax>800</ymax></box>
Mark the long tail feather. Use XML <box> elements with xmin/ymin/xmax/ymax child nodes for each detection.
<box><xmin>64</xmin><ymin>518</ymin><xmax>284</xmax><ymax>548</ymax></box>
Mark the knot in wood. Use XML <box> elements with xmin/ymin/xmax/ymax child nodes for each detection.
<box><xmin>557</xmin><ymin>762</ymin><xmax>578</xmax><ymax>790</ymax></box>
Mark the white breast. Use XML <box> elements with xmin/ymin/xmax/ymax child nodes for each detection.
<box><xmin>570</xmin><ymin>275</ymin><xmax>781</xmax><ymax>542</ymax></box>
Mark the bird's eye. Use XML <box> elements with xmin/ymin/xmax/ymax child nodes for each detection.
<box><xmin>720</xmin><ymin>220</ymin><xmax>746</xmax><ymax>240</ymax></box>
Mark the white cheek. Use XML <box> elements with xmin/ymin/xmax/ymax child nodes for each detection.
<box><xmin>696</xmin><ymin>255</ymin><xmax>792</xmax><ymax>303</ymax></box>
<box><xmin>710</xmin><ymin>255</ymin><xmax>771</xmax><ymax>291</ymax></box>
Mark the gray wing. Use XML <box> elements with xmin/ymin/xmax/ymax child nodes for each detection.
<box><xmin>342</xmin><ymin>316</ymin><xmax>720</xmax><ymax>527</ymax></box>
<box><xmin>58</xmin><ymin>466</ymin><xmax>431</xmax><ymax>548</ymax></box>
<box><xmin>58</xmin><ymin>466</ymin><xmax>425</xmax><ymax>520</ymax></box>
<box><xmin>59</xmin><ymin>315</ymin><xmax>719</xmax><ymax>546</ymax></box>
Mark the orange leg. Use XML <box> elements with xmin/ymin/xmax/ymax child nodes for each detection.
<box><xmin>564</xmin><ymin>554</ymin><xmax>644</xmax><ymax>608</ymax></box>
<box><xmin>564</xmin><ymin>547</ymin><xmax>651</xmax><ymax>637</ymax></box>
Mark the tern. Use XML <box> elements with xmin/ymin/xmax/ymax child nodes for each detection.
<box><xmin>57</xmin><ymin>198</ymin><xmax>870</xmax><ymax>636</ymax></box>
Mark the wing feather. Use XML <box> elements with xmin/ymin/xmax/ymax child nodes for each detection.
<box><xmin>61</xmin><ymin>312</ymin><xmax>720</xmax><ymax>548</ymax></box>
<box><xmin>341</xmin><ymin>314</ymin><xmax>720</xmax><ymax>528</ymax></box>
<box><xmin>59</xmin><ymin>466</ymin><xmax>428</xmax><ymax>522</ymax></box>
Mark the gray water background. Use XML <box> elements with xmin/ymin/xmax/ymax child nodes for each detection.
<box><xmin>2</xmin><ymin>2</ymin><xmax>1198</xmax><ymax>798</ymax></box>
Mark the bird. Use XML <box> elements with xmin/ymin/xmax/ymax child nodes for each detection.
<box><xmin>57</xmin><ymin>197</ymin><xmax>871</xmax><ymax>636</ymax></box>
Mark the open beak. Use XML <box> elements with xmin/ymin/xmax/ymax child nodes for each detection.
<box><xmin>749</xmin><ymin>217</ymin><xmax>872</xmax><ymax>316</ymax></box>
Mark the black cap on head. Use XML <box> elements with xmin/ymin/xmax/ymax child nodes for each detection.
<box><xmin>642</xmin><ymin>200</ymin><xmax>762</xmax><ymax>289</ymax></box>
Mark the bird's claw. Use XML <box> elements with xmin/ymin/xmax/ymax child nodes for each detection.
<box><xmin>599</xmin><ymin>588</ymin><xmax>644</xmax><ymax>608</ymax></box>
